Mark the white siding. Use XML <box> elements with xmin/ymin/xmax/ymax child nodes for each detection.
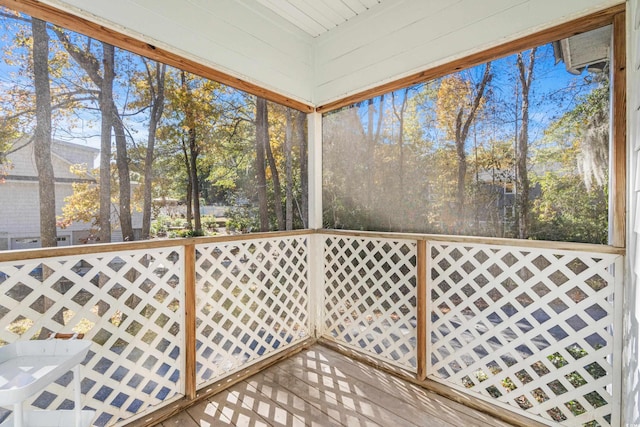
<box><xmin>0</xmin><ymin>182</ymin><xmax>41</xmax><ymax>235</ymax></box>
<box><xmin>313</xmin><ymin>0</ymin><xmax>623</xmax><ymax>105</ymax></box>
<box><xmin>0</xmin><ymin>140</ymin><xmax>99</xmax><ymax>244</ymax></box>
<box><xmin>625</xmin><ymin>0</ymin><xmax>640</xmax><ymax>424</ymax></box>
<box><xmin>8</xmin><ymin>140</ymin><xmax>95</xmax><ymax>179</ymax></box>
<box><xmin>0</xmin><ymin>181</ymin><xmax>90</xmax><ymax>235</ymax></box>
<box><xmin>39</xmin><ymin>0</ymin><xmax>314</xmax><ymax>104</ymax></box>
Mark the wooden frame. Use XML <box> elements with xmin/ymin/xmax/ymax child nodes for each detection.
<box><xmin>0</xmin><ymin>228</ymin><xmax>625</xmax><ymax>264</ymax></box>
<box><xmin>0</xmin><ymin>1</ymin><xmax>625</xmax><ymax>248</ymax></box>
<box><xmin>319</xmin><ymin>229</ymin><xmax>626</xmax><ymax>255</ymax></box>
<box><xmin>316</xmin><ymin>4</ymin><xmax>625</xmax><ymax>113</ymax></box>
<box><xmin>0</xmin><ymin>229</ymin><xmax>311</xmax><ymax>262</ymax></box>
<box><xmin>316</xmin><ymin>4</ymin><xmax>627</xmax><ymax>251</ymax></box>
<box><xmin>0</xmin><ymin>0</ymin><xmax>314</xmax><ymax>113</ymax></box>
<box><xmin>183</xmin><ymin>244</ymin><xmax>197</xmax><ymax>401</ymax></box>
<box><xmin>612</xmin><ymin>11</ymin><xmax>627</xmax><ymax>248</ymax></box>
<box><xmin>416</xmin><ymin>240</ymin><xmax>427</xmax><ymax>381</ymax></box>
<box><xmin>0</xmin><ymin>229</ymin><xmax>625</xmax><ymax>425</ymax></box>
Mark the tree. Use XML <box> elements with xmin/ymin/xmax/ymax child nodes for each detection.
<box><xmin>97</xmin><ymin>42</ymin><xmax>114</xmax><ymax>242</ymax></box>
<box><xmin>158</xmin><ymin>70</ymin><xmax>231</xmax><ymax>235</ymax></box>
<box><xmin>255</xmin><ymin>97</ymin><xmax>269</xmax><ymax>231</ymax></box>
<box><xmin>528</xmin><ymin>66</ymin><xmax>610</xmax><ymax>244</ymax></box>
<box><xmin>109</xmin><ymin>44</ymin><xmax>134</xmax><ymax>242</ymax></box>
<box><xmin>392</xmin><ymin>88</ymin><xmax>410</xmax><ymax>230</ymax></box>
<box><xmin>31</xmin><ymin>17</ymin><xmax>57</xmax><ymax>247</ymax></box>
<box><xmin>515</xmin><ymin>49</ymin><xmax>535</xmax><ymax>239</ymax></box>
<box><xmin>436</xmin><ymin>63</ymin><xmax>492</xmax><ymax>220</ymax></box>
<box><xmin>296</xmin><ymin>111</ymin><xmax>307</xmax><ymax>227</ymax></box>
<box><xmin>139</xmin><ymin>60</ymin><xmax>166</xmax><ymax>239</ymax></box>
<box><xmin>59</xmin><ymin>165</ymin><xmax>109</xmax><ymax>231</ymax></box>
<box><xmin>284</xmin><ymin>109</ymin><xmax>294</xmax><ymax>230</ymax></box>
<box><xmin>52</xmin><ymin>29</ymin><xmax>118</xmax><ymax>241</ymax></box>
<box><xmin>365</xmin><ymin>96</ymin><xmax>384</xmax><ymax>228</ymax></box>
<box><xmin>176</xmin><ymin>70</ymin><xmax>203</xmax><ymax>234</ymax></box>
<box><xmin>264</xmin><ymin>103</ymin><xmax>284</xmax><ymax>230</ymax></box>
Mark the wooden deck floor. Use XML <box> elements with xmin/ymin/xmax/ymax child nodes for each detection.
<box><xmin>161</xmin><ymin>345</ymin><xmax>514</xmax><ymax>427</ymax></box>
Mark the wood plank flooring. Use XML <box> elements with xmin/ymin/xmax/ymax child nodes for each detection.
<box><xmin>162</xmin><ymin>345</ymin><xmax>514</xmax><ymax>427</ymax></box>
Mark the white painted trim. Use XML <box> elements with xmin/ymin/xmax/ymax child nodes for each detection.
<box><xmin>613</xmin><ymin>256</ymin><xmax>625</xmax><ymax>427</ymax></box>
<box><xmin>37</xmin><ymin>0</ymin><xmax>315</xmax><ymax>104</ymax></box>
<box><xmin>308</xmin><ymin>233</ymin><xmax>325</xmax><ymax>338</ymax></box>
<box><xmin>313</xmin><ymin>0</ymin><xmax>623</xmax><ymax>106</ymax></box>
<box><xmin>623</xmin><ymin>0</ymin><xmax>640</xmax><ymax>425</ymax></box>
<box><xmin>308</xmin><ymin>112</ymin><xmax>323</xmax><ymax>229</ymax></box>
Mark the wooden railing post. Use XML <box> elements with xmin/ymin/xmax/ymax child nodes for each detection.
<box><xmin>184</xmin><ymin>243</ymin><xmax>197</xmax><ymax>400</ymax></box>
<box><xmin>416</xmin><ymin>240</ymin><xmax>427</xmax><ymax>381</ymax></box>
<box><xmin>308</xmin><ymin>231</ymin><xmax>324</xmax><ymax>338</ymax></box>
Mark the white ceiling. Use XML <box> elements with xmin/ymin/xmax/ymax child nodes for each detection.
<box><xmin>254</xmin><ymin>0</ymin><xmax>384</xmax><ymax>37</ymax></box>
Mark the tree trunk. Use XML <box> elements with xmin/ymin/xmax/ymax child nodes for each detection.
<box><xmin>180</xmin><ymin>71</ymin><xmax>201</xmax><ymax>234</ymax></box>
<box><xmin>392</xmin><ymin>89</ymin><xmax>409</xmax><ymax>231</ymax></box>
<box><xmin>365</xmin><ymin>99</ymin><xmax>375</xmax><ymax>228</ymax></box>
<box><xmin>296</xmin><ymin>111</ymin><xmax>308</xmax><ymax>228</ymax></box>
<box><xmin>285</xmin><ymin>109</ymin><xmax>294</xmax><ymax>230</ymax></box>
<box><xmin>454</xmin><ymin>63</ymin><xmax>492</xmax><ymax>223</ymax></box>
<box><xmin>188</xmin><ymin>127</ymin><xmax>202</xmax><ymax>233</ymax></box>
<box><xmin>256</xmin><ymin>97</ymin><xmax>269</xmax><ymax>231</ymax></box>
<box><xmin>455</xmin><ymin>109</ymin><xmax>467</xmax><ymax>219</ymax></box>
<box><xmin>97</xmin><ymin>41</ymin><xmax>135</xmax><ymax>242</ymax></box>
<box><xmin>516</xmin><ymin>49</ymin><xmax>536</xmax><ymax>239</ymax></box>
<box><xmin>31</xmin><ymin>18</ymin><xmax>57</xmax><ymax>248</ymax></box>
<box><xmin>98</xmin><ymin>44</ymin><xmax>114</xmax><ymax>242</ymax></box>
<box><xmin>112</xmin><ymin>105</ymin><xmax>134</xmax><ymax>241</ymax></box>
<box><xmin>142</xmin><ymin>62</ymin><xmax>166</xmax><ymax>239</ymax></box>
<box><xmin>181</xmin><ymin>140</ymin><xmax>193</xmax><ymax>227</ymax></box>
<box><xmin>364</xmin><ymin>95</ymin><xmax>384</xmax><ymax>229</ymax></box>
<box><xmin>52</xmin><ymin>31</ymin><xmax>139</xmax><ymax>242</ymax></box>
<box><xmin>264</xmin><ymin>108</ymin><xmax>284</xmax><ymax>230</ymax></box>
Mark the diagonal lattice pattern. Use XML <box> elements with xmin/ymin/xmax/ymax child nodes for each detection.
<box><xmin>428</xmin><ymin>242</ymin><xmax>623</xmax><ymax>426</ymax></box>
<box><xmin>194</xmin><ymin>236</ymin><xmax>309</xmax><ymax>386</ymax></box>
<box><xmin>0</xmin><ymin>247</ymin><xmax>184</xmax><ymax>426</ymax></box>
<box><xmin>323</xmin><ymin>235</ymin><xmax>417</xmax><ymax>371</ymax></box>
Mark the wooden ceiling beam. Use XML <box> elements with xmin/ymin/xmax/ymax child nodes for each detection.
<box><xmin>317</xmin><ymin>3</ymin><xmax>625</xmax><ymax>113</ymax></box>
<box><xmin>0</xmin><ymin>0</ymin><xmax>315</xmax><ymax>113</ymax></box>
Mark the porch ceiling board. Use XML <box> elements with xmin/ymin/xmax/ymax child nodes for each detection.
<box><xmin>37</xmin><ymin>0</ymin><xmax>315</xmax><ymax>105</ymax></box>
<box><xmin>254</xmin><ymin>0</ymin><xmax>385</xmax><ymax>37</ymax></box>
<box><xmin>314</xmin><ymin>0</ymin><xmax>623</xmax><ymax>107</ymax></box>
<box><xmin>32</xmin><ymin>0</ymin><xmax>622</xmax><ymax>107</ymax></box>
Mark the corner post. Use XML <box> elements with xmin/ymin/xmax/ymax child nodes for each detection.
<box><xmin>308</xmin><ymin>111</ymin><xmax>322</xmax><ymax>230</ymax></box>
<box><xmin>307</xmin><ymin>111</ymin><xmax>324</xmax><ymax>338</ymax></box>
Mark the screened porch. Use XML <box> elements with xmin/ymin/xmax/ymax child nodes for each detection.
<box><xmin>0</xmin><ymin>0</ymin><xmax>639</xmax><ymax>426</ymax></box>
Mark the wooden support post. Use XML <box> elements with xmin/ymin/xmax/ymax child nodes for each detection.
<box><xmin>308</xmin><ymin>112</ymin><xmax>323</xmax><ymax>229</ymax></box>
<box><xmin>184</xmin><ymin>243</ymin><xmax>197</xmax><ymax>400</ymax></box>
<box><xmin>611</xmin><ymin>11</ymin><xmax>626</xmax><ymax>248</ymax></box>
<box><xmin>307</xmin><ymin>233</ymin><xmax>324</xmax><ymax>338</ymax></box>
<box><xmin>416</xmin><ymin>240</ymin><xmax>427</xmax><ymax>381</ymax></box>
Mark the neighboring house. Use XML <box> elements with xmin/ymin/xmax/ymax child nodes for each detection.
<box><xmin>0</xmin><ymin>138</ymin><xmax>141</xmax><ymax>250</ymax></box>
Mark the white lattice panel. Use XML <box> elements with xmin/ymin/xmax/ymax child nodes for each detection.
<box><xmin>194</xmin><ymin>236</ymin><xmax>309</xmax><ymax>386</ymax></box>
<box><xmin>428</xmin><ymin>242</ymin><xmax>623</xmax><ymax>426</ymax></box>
<box><xmin>0</xmin><ymin>247</ymin><xmax>185</xmax><ymax>426</ymax></box>
<box><xmin>323</xmin><ymin>235</ymin><xmax>418</xmax><ymax>371</ymax></box>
